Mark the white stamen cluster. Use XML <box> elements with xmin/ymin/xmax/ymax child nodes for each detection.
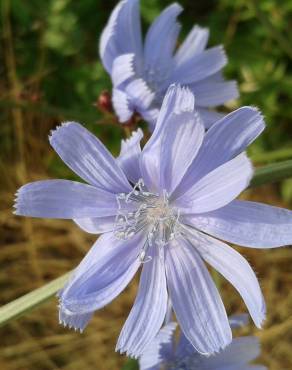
<box><xmin>115</xmin><ymin>179</ymin><xmax>180</xmax><ymax>262</ymax></box>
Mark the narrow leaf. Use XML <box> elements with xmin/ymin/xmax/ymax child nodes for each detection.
<box><xmin>250</xmin><ymin>159</ymin><xmax>292</xmax><ymax>187</ymax></box>
<box><xmin>251</xmin><ymin>147</ymin><xmax>292</xmax><ymax>164</ymax></box>
<box><xmin>0</xmin><ymin>272</ymin><xmax>71</xmax><ymax>327</ymax></box>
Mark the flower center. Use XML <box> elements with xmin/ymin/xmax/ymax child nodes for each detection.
<box><xmin>115</xmin><ymin>179</ymin><xmax>180</xmax><ymax>261</ymax></box>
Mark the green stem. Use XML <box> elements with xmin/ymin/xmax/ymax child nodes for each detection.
<box><xmin>250</xmin><ymin>159</ymin><xmax>292</xmax><ymax>188</ymax></box>
<box><xmin>0</xmin><ymin>272</ymin><xmax>71</xmax><ymax>327</ymax></box>
<box><xmin>251</xmin><ymin>147</ymin><xmax>292</xmax><ymax>164</ymax></box>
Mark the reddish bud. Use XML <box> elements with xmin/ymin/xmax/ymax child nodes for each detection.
<box><xmin>95</xmin><ymin>90</ymin><xmax>112</xmax><ymax>113</ymax></box>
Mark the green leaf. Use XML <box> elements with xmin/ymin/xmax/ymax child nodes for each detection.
<box><xmin>0</xmin><ymin>160</ymin><xmax>291</xmax><ymax>327</ymax></box>
<box><xmin>0</xmin><ymin>272</ymin><xmax>71</xmax><ymax>327</ymax></box>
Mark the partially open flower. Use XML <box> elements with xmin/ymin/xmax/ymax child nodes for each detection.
<box><xmin>99</xmin><ymin>0</ymin><xmax>238</xmax><ymax>130</ymax></box>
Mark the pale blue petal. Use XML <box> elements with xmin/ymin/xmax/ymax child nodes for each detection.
<box><xmin>99</xmin><ymin>0</ymin><xmax>143</xmax><ymax>73</ymax></box>
<box><xmin>173</xmin><ymin>107</ymin><xmax>264</xmax><ymax>199</ymax></box>
<box><xmin>176</xmin><ymin>330</ymin><xmax>264</xmax><ymax>370</ymax></box>
<box><xmin>190</xmin><ymin>79</ymin><xmax>238</xmax><ymax>107</ymax></box>
<box><xmin>74</xmin><ymin>216</ymin><xmax>115</xmax><ymax>234</ymax></box>
<box><xmin>174</xmin><ymin>25</ymin><xmax>209</xmax><ymax>66</ymax></box>
<box><xmin>139</xmin><ymin>322</ymin><xmax>176</xmax><ymax>370</ymax></box>
<box><xmin>116</xmin><ymin>128</ymin><xmax>143</xmax><ymax>183</ymax></box>
<box><xmin>59</xmin><ymin>232</ymin><xmax>143</xmax><ymax>329</ymax></box>
<box><xmin>188</xmin><ymin>200</ymin><xmax>292</xmax><ymax>248</ymax></box>
<box><xmin>139</xmin><ymin>107</ymin><xmax>159</xmax><ymax>132</ymax></box>
<box><xmin>197</xmin><ymin>107</ymin><xmax>263</xmax><ymax>173</ymax></box>
<box><xmin>169</xmin><ymin>46</ymin><xmax>227</xmax><ymax>85</ymax></box>
<box><xmin>159</xmin><ymin>110</ymin><xmax>204</xmax><ymax>194</ymax></box>
<box><xmin>125</xmin><ymin>78</ymin><xmax>155</xmax><ymax>110</ymax></box>
<box><xmin>166</xmin><ymin>237</ymin><xmax>232</xmax><ymax>354</ymax></box>
<box><xmin>116</xmin><ymin>246</ymin><xmax>168</xmax><ymax>358</ymax></box>
<box><xmin>177</xmin><ymin>153</ymin><xmax>253</xmax><ymax>213</ymax></box>
<box><xmin>206</xmin><ymin>71</ymin><xmax>225</xmax><ymax>82</ymax></box>
<box><xmin>139</xmin><ymin>365</ymin><xmax>158</xmax><ymax>370</ymax></box>
<box><xmin>176</xmin><ymin>332</ymin><xmax>198</xmax><ymax>359</ymax></box>
<box><xmin>14</xmin><ymin>180</ymin><xmax>117</xmax><ymax>219</ymax></box>
<box><xmin>190</xmin><ymin>232</ymin><xmax>266</xmax><ymax>328</ymax></box>
<box><xmin>140</xmin><ymin>85</ymin><xmax>200</xmax><ymax>193</ymax></box>
<box><xmin>111</xmin><ymin>53</ymin><xmax>135</xmax><ymax>87</ymax></box>
<box><xmin>155</xmin><ymin>83</ymin><xmax>193</xmax><ymax>126</ymax></box>
<box><xmin>49</xmin><ymin>122</ymin><xmax>131</xmax><ymax>193</ymax></box>
<box><xmin>234</xmin><ymin>367</ymin><xmax>267</xmax><ymax>370</ymax></box>
<box><xmin>99</xmin><ymin>0</ymin><xmax>125</xmax><ymax>73</ymax></box>
<box><xmin>112</xmin><ymin>88</ymin><xmax>134</xmax><ymax>122</ymax></box>
<box><xmin>197</xmin><ymin>108</ymin><xmax>225</xmax><ymax>129</ymax></box>
<box><xmin>144</xmin><ymin>4</ymin><xmax>182</xmax><ymax>72</ymax></box>
<box><xmin>59</xmin><ymin>309</ymin><xmax>93</xmax><ymax>333</ymax></box>
<box><xmin>201</xmin><ymin>336</ymin><xmax>263</xmax><ymax>369</ymax></box>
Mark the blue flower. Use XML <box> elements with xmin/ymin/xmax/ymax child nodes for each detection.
<box><xmin>139</xmin><ymin>315</ymin><xmax>267</xmax><ymax>370</ymax></box>
<box><xmin>100</xmin><ymin>0</ymin><xmax>238</xmax><ymax>130</ymax></box>
<box><xmin>14</xmin><ymin>85</ymin><xmax>292</xmax><ymax>358</ymax></box>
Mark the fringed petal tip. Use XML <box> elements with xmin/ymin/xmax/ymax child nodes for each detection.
<box><xmin>58</xmin><ymin>304</ymin><xmax>93</xmax><ymax>333</ymax></box>
<box><xmin>235</xmin><ymin>106</ymin><xmax>265</xmax><ymax>133</ymax></box>
<box><xmin>120</xmin><ymin>127</ymin><xmax>143</xmax><ymax>151</ymax></box>
<box><xmin>215</xmin><ymin>45</ymin><xmax>227</xmax><ymax>66</ymax></box>
<box><xmin>12</xmin><ymin>203</ymin><xmax>20</xmax><ymax>215</ymax></box>
<box><xmin>125</xmin><ymin>78</ymin><xmax>155</xmax><ymax>110</ymax></box>
<box><xmin>241</xmin><ymin>105</ymin><xmax>265</xmax><ymax>120</ymax></box>
<box><xmin>188</xmin><ymin>337</ymin><xmax>233</xmax><ymax>358</ymax></box>
<box><xmin>13</xmin><ymin>185</ymin><xmax>30</xmax><ymax>216</ymax></box>
<box><xmin>164</xmin><ymin>84</ymin><xmax>195</xmax><ymax>115</ymax></box>
<box><xmin>204</xmin><ymin>335</ymin><xmax>233</xmax><ymax>357</ymax></box>
<box><xmin>255</xmin><ymin>304</ymin><xmax>266</xmax><ymax>329</ymax></box>
<box><xmin>48</xmin><ymin>121</ymin><xmax>81</xmax><ymax>142</ymax></box>
<box><xmin>169</xmin><ymin>2</ymin><xmax>183</xmax><ymax>13</ymax></box>
<box><xmin>13</xmin><ymin>194</ymin><xmax>19</xmax><ymax>215</ymax></box>
<box><xmin>115</xmin><ymin>345</ymin><xmax>141</xmax><ymax>360</ymax></box>
<box><xmin>112</xmin><ymin>53</ymin><xmax>136</xmax><ymax>87</ymax></box>
<box><xmin>112</xmin><ymin>88</ymin><xmax>134</xmax><ymax>122</ymax></box>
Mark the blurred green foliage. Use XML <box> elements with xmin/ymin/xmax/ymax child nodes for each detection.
<box><xmin>122</xmin><ymin>358</ymin><xmax>139</xmax><ymax>370</ymax></box>
<box><xmin>1</xmin><ymin>0</ymin><xmax>291</xmax><ymax>140</ymax></box>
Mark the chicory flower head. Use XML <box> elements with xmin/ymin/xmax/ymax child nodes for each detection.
<box><xmin>100</xmin><ymin>0</ymin><xmax>238</xmax><ymax>129</ymax></box>
<box><xmin>14</xmin><ymin>85</ymin><xmax>292</xmax><ymax>358</ymax></box>
<box><xmin>139</xmin><ymin>315</ymin><xmax>267</xmax><ymax>370</ymax></box>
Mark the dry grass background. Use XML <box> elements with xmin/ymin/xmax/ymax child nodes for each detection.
<box><xmin>0</xmin><ymin>0</ymin><xmax>292</xmax><ymax>369</ymax></box>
